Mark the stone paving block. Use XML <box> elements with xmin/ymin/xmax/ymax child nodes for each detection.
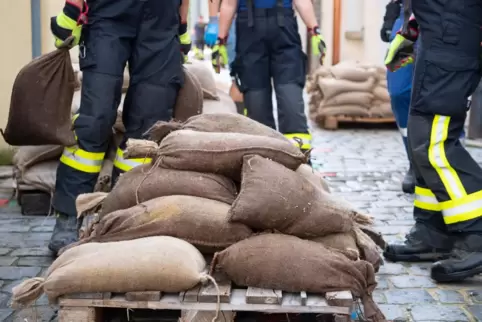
<box><xmin>433</xmin><ymin>290</ymin><xmax>466</xmax><ymax>304</ymax></box>
<box><xmin>378</xmin><ymin>263</ymin><xmax>407</xmax><ymax>275</ymax></box>
<box><xmin>467</xmin><ymin>305</ymin><xmax>482</xmax><ymax>321</ymax></box>
<box><xmin>2</xmin><ymin>280</ymin><xmax>22</xmax><ymax>294</ymax></box>
<box><xmin>0</xmin><ymin>233</ymin><xmax>50</xmax><ymax>248</ymax></box>
<box><xmin>0</xmin><ymin>267</ymin><xmax>42</xmax><ymax>280</ymax></box>
<box><xmin>31</xmin><ymin>226</ymin><xmax>54</xmax><ymax>232</ymax></box>
<box><xmin>373</xmin><ymin>290</ymin><xmax>387</xmax><ymax>304</ymax></box>
<box><xmin>378</xmin><ymin>304</ymin><xmax>408</xmax><ymax>321</ymax></box>
<box><xmin>408</xmin><ymin>264</ymin><xmax>432</xmax><ymax>276</ymax></box>
<box><xmin>16</xmin><ymin>257</ymin><xmax>53</xmax><ymax>267</ymax></box>
<box><xmin>0</xmin><ymin>225</ymin><xmax>30</xmax><ymax>233</ymax></box>
<box><xmin>10</xmin><ymin>248</ymin><xmax>51</xmax><ymax>257</ymax></box>
<box><xmin>376</xmin><ymin>276</ymin><xmax>389</xmax><ymax>290</ymax></box>
<box><xmin>0</xmin><ymin>257</ymin><xmax>17</xmax><ymax>266</ymax></box>
<box><xmin>375</xmin><ymin>226</ymin><xmax>412</xmax><ymax>236</ymax></box>
<box><xmin>390</xmin><ymin>275</ymin><xmax>437</xmax><ymax>288</ymax></box>
<box><xmin>385</xmin><ymin>289</ymin><xmax>435</xmax><ymax>304</ymax></box>
<box><xmin>0</xmin><ymin>249</ymin><xmax>12</xmax><ymax>256</ymax></box>
<box><xmin>410</xmin><ymin>304</ymin><xmax>469</xmax><ymax>321</ymax></box>
<box><xmin>0</xmin><ymin>309</ymin><xmax>13</xmax><ymax>321</ymax></box>
<box><xmin>10</xmin><ymin>306</ymin><xmax>57</xmax><ymax>322</ymax></box>
<box><xmin>0</xmin><ymin>292</ymin><xmax>10</xmax><ymax>307</ymax></box>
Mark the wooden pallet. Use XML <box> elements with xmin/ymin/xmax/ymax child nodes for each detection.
<box><xmin>321</xmin><ymin>115</ymin><xmax>396</xmax><ymax>130</ymax></box>
<box><xmin>58</xmin><ymin>277</ymin><xmax>354</xmax><ymax>322</ymax></box>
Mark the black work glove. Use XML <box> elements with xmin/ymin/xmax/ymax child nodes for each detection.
<box><xmin>380</xmin><ymin>0</ymin><xmax>401</xmax><ymax>43</ymax></box>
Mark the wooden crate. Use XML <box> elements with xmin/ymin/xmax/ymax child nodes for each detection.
<box><xmin>320</xmin><ymin>115</ymin><xmax>396</xmax><ymax>130</ymax></box>
<box><xmin>58</xmin><ymin>279</ymin><xmax>354</xmax><ymax>322</ymax></box>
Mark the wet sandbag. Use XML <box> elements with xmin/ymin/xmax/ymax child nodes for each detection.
<box><xmin>75</xmin><ymin>195</ymin><xmax>252</xmax><ymax>253</ymax></box>
<box><xmin>229</xmin><ymin>155</ymin><xmax>370</xmax><ymax>237</ymax></box>
<box><xmin>146</xmin><ymin>113</ymin><xmax>288</xmax><ymax>143</ymax></box>
<box><xmin>13</xmin><ymin>146</ymin><xmax>63</xmax><ymax>173</ymax></box>
<box><xmin>100</xmin><ymin>164</ymin><xmax>237</xmax><ymax>216</ymax></box>
<box><xmin>311</xmin><ymin>231</ymin><xmax>359</xmax><ymax>261</ymax></box>
<box><xmin>185</xmin><ymin>62</ymin><xmax>219</xmax><ymax>100</ymax></box>
<box><xmin>295</xmin><ymin>164</ymin><xmax>330</xmax><ymax>193</ymax></box>
<box><xmin>212</xmin><ymin>234</ymin><xmax>386</xmax><ymax>322</ymax></box>
<box><xmin>173</xmin><ymin>68</ymin><xmax>203</xmax><ymax>122</ymax></box>
<box><xmin>151</xmin><ymin>130</ymin><xmax>305</xmax><ymax>180</ymax></box>
<box><xmin>2</xmin><ymin>49</ymin><xmax>76</xmax><ymax>146</ymax></box>
<box><xmin>11</xmin><ymin>236</ymin><xmax>211</xmax><ymax>307</ymax></box>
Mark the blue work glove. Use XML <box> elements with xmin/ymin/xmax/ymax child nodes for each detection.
<box><xmin>204</xmin><ymin>16</ymin><xmax>219</xmax><ymax>47</ymax></box>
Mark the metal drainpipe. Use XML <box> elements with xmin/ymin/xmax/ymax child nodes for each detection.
<box><xmin>332</xmin><ymin>0</ymin><xmax>341</xmax><ymax>65</ymax></box>
<box><xmin>31</xmin><ymin>0</ymin><xmax>42</xmax><ymax>58</ymax></box>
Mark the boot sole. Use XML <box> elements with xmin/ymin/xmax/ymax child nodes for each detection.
<box><xmin>431</xmin><ymin>265</ymin><xmax>482</xmax><ymax>283</ymax></box>
<box><xmin>384</xmin><ymin>251</ymin><xmax>451</xmax><ymax>263</ymax></box>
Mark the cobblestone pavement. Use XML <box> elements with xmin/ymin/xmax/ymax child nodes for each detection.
<box><xmin>1</xmin><ymin>124</ymin><xmax>482</xmax><ymax>321</ymax></box>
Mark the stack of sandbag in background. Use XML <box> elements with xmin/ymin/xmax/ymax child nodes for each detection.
<box><xmin>307</xmin><ymin>61</ymin><xmax>392</xmax><ymax>125</ymax></box>
<box><xmin>13</xmin><ymin>112</ymin><xmax>388</xmax><ymax>321</ymax></box>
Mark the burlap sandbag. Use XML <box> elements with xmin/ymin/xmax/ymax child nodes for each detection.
<box><xmin>73</xmin><ymin>195</ymin><xmax>252</xmax><ymax>253</ymax></box>
<box><xmin>311</xmin><ymin>231</ymin><xmax>359</xmax><ymax>261</ymax></box>
<box><xmin>2</xmin><ymin>49</ymin><xmax>76</xmax><ymax>146</ymax></box>
<box><xmin>11</xmin><ymin>237</ymin><xmax>212</xmax><ymax>307</ymax></box>
<box><xmin>13</xmin><ymin>146</ymin><xmax>63</xmax><ymax>173</ymax></box>
<box><xmin>295</xmin><ymin>164</ymin><xmax>330</xmax><ymax>193</ymax></box>
<box><xmin>21</xmin><ymin>161</ymin><xmax>58</xmax><ymax>193</ymax></box>
<box><xmin>229</xmin><ymin>155</ymin><xmax>371</xmax><ymax>237</ymax></box>
<box><xmin>185</xmin><ymin>62</ymin><xmax>219</xmax><ymax>100</ymax></box>
<box><xmin>330</xmin><ymin>65</ymin><xmax>376</xmax><ymax>82</ymax></box>
<box><xmin>370</xmin><ymin>103</ymin><xmax>393</xmax><ymax>118</ymax></box>
<box><xmin>354</xmin><ymin>226</ymin><xmax>384</xmax><ymax>272</ymax></box>
<box><xmin>324</xmin><ymin>92</ymin><xmax>374</xmax><ymax>107</ymax></box>
<box><xmin>373</xmin><ymin>86</ymin><xmax>390</xmax><ymax>102</ymax></box>
<box><xmin>150</xmin><ymin>130</ymin><xmax>305</xmax><ymax>180</ymax></box>
<box><xmin>211</xmin><ymin>234</ymin><xmax>386</xmax><ymax>322</ymax></box>
<box><xmin>100</xmin><ymin>164</ymin><xmax>237</xmax><ymax>216</ymax></box>
<box><xmin>202</xmin><ymin>91</ymin><xmax>237</xmax><ymax>114</ymax></box>
<box><xmin>174</xmin><ymin>68</ymin><xmax>203</xmax><ymax>122</ymax></box>
<box><xmin>146</xmin><ymin>113</ymin><xmax>288</xmax><ymax>143</ymax></box>
<box><xmin>317</xmin><ymin>105</ymin><xmax>371</xmax><ymax>117</ymax></box>
<box><xmin>318</xmin><ymin>77</ymin><xmax>376</xmax><ymax>101</ymax></box>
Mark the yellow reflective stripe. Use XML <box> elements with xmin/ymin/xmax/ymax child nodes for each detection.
<box><xmin>428</xmin><ymin>115</ymin><xmax>466</xmax><ymax>199</ymax></box>
<box><xmin>414</xmin><ymin>200</ymin><xmax>441</xmax><ymax>212</ymax></box>
<box><xmin>243</xmin><ymin>108</ymin><xmax>247</xmax><ymax>116</ymax></box>
<box><xmin>414</xmin><ymin>186</ymin><xmax>435</xmax><ymax>197</ymax></box>
<box><xmin>60</xmin><ymin>147</ymin><xmax>104</xmax><ymax>173</ymax></box>
<box><xmin>113</xmin><ymin>148</ymin><xmax>152</xmax><ymax>172</ymax></box>
<box><xmin>72</xmin><ymin>113</ymin><xmax>79</xmax><ymax>141</ymax></box>
<box><xmin>284</xmin><ymin>133</ymin><xmax>312</xmax><ymax>150</ymax></box>
<box><xmin>440</xmin><ymin>190</ymin><xmax>482</xmax><ymax>224</ymax></box>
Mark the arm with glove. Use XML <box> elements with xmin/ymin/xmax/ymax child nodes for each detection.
<box><xmin>212</xmin><ymin>0</ymin><xmax>237</xmax><ymax>73</ymax></box>
<box><xmin>380</xmin><ymin>0</ymin><xmax>402</xmax><ymax>43</ymax></box>
<box><xmin>384</xmin><ymin>13</ymin><xmax>419</xmax><ymax>72</ymax></box>
<box><xmin>50</xmin><ymin>0</ymin><xmax>88</xmax><ymax>48</ymax></box>
<box><xmin>179</xmin><ymin>0</ymin><xmax>191</xmax><ymax>63</ymax></box>
<box><xmin>205</xmin><ymin>0</ymin><xmax>221</xmax><ymax>47</ymax></box>
<box><xmin>293</xmin><ymin>0</ymin><xmax>327</xmax><ymax>64</ymax></box>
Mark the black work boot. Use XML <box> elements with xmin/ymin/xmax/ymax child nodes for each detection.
<box><xmin>384</xmin><ymin>225</ymin><xmax>453</xmax><ymax>262</ymax></box>
<box><xmin>402</xmin><ymin>166</ymin><xmax>415</xmax><ymax>194</ymax></box>
<box><xmin>48</xmin><ymin>213</ymin><xmax>79</xmax><ymax>256</ymax></box>
<box><xmin>431</xmin><ymin>235</ymin><xmax>482</xmax><ymax>282</ymax></box>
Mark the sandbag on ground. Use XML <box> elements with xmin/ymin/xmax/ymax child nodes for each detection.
<box><xmin>311</xmin><ymin>231</ymin><xmax>359</xmax><ymax>261</ymax></box>
<box><xmin>202</xmin><ymin>91</ymin><xmax>237</xmax><ymax>114</ymax></box>
<box><xmin>2</xmin><ymin>49</ymin><xmax>76</xmax><ymax>146</ymax></box>
<box><xmin>12</xmin><ymin>236</ymin><xmax>209</xmax><ymax>307</ymax></box>
<box><xmin>174</xmin><ymin>68</ymin><xmax>203</xmax><ymax>122</ymax></box>
<box><xmin>185</xmin><ymin>62</ymin><xmax>219</xmax><ymax>100</ymax></box>
<box><xmin>295</xmin><ymin>164</ymin><xmax>330</xmax><ymax>193</ymax></box>
<box><xmin>100</xmin><ymin>164</ymin><xmax>237</xmax><ymax>216</ymax></box>
<box><xmin>146</xmin><ymin>113</ymin><xmax>288</xmax><ymax>143</ymax></box>
<box><xmin>21</xmin><ymin>161</ymin><xmax>58</xmax><ymax>193</ymax></box>
<box><xmin>13</xmin><ymin>146</ymin><xmax>63</xmax><ymax>173</ymax></box>
<box><xmin>229</xmin><ymin>155</ymin><xmax>371</xmax><ymax>237</ymax></box>
<box><xmin>74</xmin><ymin>195</ymin><xmax>252</xmax><ymax>253</ymax></box>
<box><xmin>129</xmin><ymin>131</ymin><xmax>306</xmax><ymax>181</ymax></box>
<box><xmin>211</xmin><ymin>234</ymin><xmax>386</xmax><ymax>322</ymax></box>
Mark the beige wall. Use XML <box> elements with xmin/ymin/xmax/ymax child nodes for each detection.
<box><xmin>0</xmin><ymin>1</ymin><xmax>33</xmax><ymax>148</ymax></box>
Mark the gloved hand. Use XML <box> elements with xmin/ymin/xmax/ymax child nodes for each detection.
<box><xmin>380</xmin><ymin>0</ymin><xmax>402</xmax><ymax>43</ymax></box>
<box><xmin>179</xmin><ymin>23</ymin><xmax>192</xmax><ymax>56</ymax></box>
<box><xmin>310</xmin><ymin>26</ymin><xmax>327</xmax><ymax>64</ymax></box>
<box><xmin>50</xmin><ymin>0</ymin><xmax>88</xmax><ymax>48</ymax></box>
<box><xmin>211</xmin><ymin>37</ymin><xmax>229</xmax><ymax>74</ymax></box>
<box><xmin>384</xmin><ymin>15</ymin><xmax>419</xmax><ymax>72</ymax></box>
<box><xmin>205</xmin><ymin>16</ymin><xmax>219</xmax><ymax>47</ymax></box>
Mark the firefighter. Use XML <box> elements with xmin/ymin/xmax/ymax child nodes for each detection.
<box><xmin>48</xmin><ymin>0</ymin><xmax>191</xmax><ymax>254</ymax></box>
<box><xmin>383</xmin><ymin>0</ymin><xmax>482</xmax><ymax>282</ymax></box>
<box><xmin>205</xmin><ymin>0</ymin><xmax>245</xmax><ymax>114</ymax></box>
<box><xmin>213</xmin><ymin>0</ymin><xmax>325</xmax><ymax>157</ymax></box>
<box><xmin>194</xmin><ymin>15</ymin><xmax>207</xmax><ymax>60</ymax></box>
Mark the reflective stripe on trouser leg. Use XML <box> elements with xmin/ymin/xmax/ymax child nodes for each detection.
<box><xmin>414</xmin><ymin>186</ymin><xmax>440</xmax><ymax>212</ymax></box>
<box><xmin>113</xmin><ymin>148</ymin><xmax>152</xmax><ymax>172</ymax></box>
<box><xmin>60</xmin><ymin>146</ymin><xmax>105</xmax><ymax>173</ymax></box>
<box><xmin>428</xmin><ymin>115</ymin><xmax>467</xmax><ymax>200</ymax></box>
<box><xmin>284</xmin><ymin>133</ymin><xmax>312</xmax><ymax>151</ymax></box>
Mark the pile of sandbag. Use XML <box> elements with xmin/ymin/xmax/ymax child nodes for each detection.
<box><xmin>307</xmin><ymin>61</ymin><xmax>392</xmax><ymax>126</ymax></box>
<box><xmin>11</xmin><ymin>113</ymin><xmax>386</xmax><ymax>321</ymax></box>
